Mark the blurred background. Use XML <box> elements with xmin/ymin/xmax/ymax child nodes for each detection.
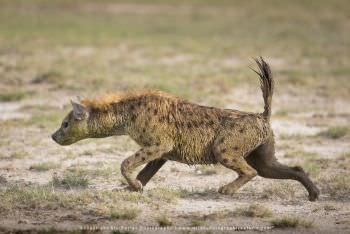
<box><xmin>1</xmin><ymin>0</ymin><xmax>349</xmax><ymax>102</ymax></box>
<box><xmin>0</xmin><ymin>0</ymin><xmax>349</xmax><ymax>232</ymax></box>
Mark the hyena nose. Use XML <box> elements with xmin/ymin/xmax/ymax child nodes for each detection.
<box><xmin>51</xmin><ymin>133</ymin><xmax>57</xmax><ymax>142</ymax></box>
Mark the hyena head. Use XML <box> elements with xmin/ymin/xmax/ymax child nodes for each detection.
<box><xmin>51</xmin><ymin>100</ymin><xmax>90</xmax><ymax>146</ymax></box>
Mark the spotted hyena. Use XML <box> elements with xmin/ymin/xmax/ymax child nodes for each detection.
<box><xmin>52</xmin><ymin>57</ymin><xmax>320</xmax><ymax>201</ymax></box>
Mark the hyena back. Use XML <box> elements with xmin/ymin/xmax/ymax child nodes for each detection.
<box><xmin>52</xmin><ymin>57</ymin><xmax>320</xmax><ymax>201</ymax></box>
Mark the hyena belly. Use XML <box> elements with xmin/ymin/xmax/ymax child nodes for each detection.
<box><xmin>169</xmin><ymin>129</ymin><xmax>218</xmax><ymax>165</ymax></box>
<box><xmin>166</xmin><ymin>104</ymin><xmax>226</xmax><ymax>164</ymax></box>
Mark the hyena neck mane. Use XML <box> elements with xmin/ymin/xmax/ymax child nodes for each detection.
<box><xmin>81</xmin><ymin>91</ymin><xmax>178</xmax><ymax>138</ymax></box>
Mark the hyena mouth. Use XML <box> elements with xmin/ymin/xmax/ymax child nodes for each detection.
<box><xmin>51</xmin><ymin>133</ymin><xmax>73</xmax><ymax>146</ymax></box>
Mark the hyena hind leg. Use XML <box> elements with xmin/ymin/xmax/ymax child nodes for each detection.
<box><xmin>217</xmin><ymin>156</ymin><xmax>257</xmax><ymax>195</ymax></box>
<box><xmin>213</xmin><ymin>138</ymin><xmax>257</xmax><ymax>195</ymax></box>
<box><xmin>245</xmin><ymin>142</ymin><xmax>320</xmax><ymax>201</ymax></box>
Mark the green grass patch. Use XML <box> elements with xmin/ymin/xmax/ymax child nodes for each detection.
<box><xmin>0</xmin><ymin>0</ymin><xmax>349</xmax><ymax>98</ymax></box>
<box><xmin>0</xmin><ymin>185</ymin><xmax>150</xmax><ymax>213</ymax></box>
<box><xmin>275</xmin><ymin>109</ymin><xmax>289</xmax><ymax>117</ymax></box>
<box><xmin>66</xmin><ymin>164</ymin><xmax>120</xmax><ymax>180</ymax></box>
<box><xmin>318</xmin><ymin>126</ymin><xmax>349</xmax><ymax>139</ymax></box>
<box><xmin>271</xmin><ymin>216</ymin><xmax>313</xmax><ymax>228</ymax></box>
<box><xmin>284</xmin><ymin>150</ymin><xmax>318</xmax><ymax>159</ymax></box>
<box><xmin>30</xmin><ymin>162</ymin><xmax>60</xmax><ymax>171</ymax></box>
<box><xmin>31</xmin><ymin>71</ymin><xmax>63</xmax><ymax>84</ymax></box>
<box><xmin>10</xmin><ymin>151</ymin><xmax>29</xmax><ymax>159</ymax></box>
<box><xmin>147</xmin><ymin>187</ymin><xmax>181</xmax><ymax>203</ymax></box>
<box><xmin>279</xmin><ymin>134</ymin><xmax>306</xmax><ymax>141</ymax></box>
<box><xmin>190</xmin><ymin>219</ymin><xmax>203</xmax><ymax>227</ymax></box>
<box><xmin>50</xmin><ymin>171</ymin><xmax>89</xmax><ymax>189</ymax></box>
<box><xmin>28</xmin><ymin>111</ymin><xmax>64</xmax><ymax>128</ymax></box>
<box><xmin>303</xmin><ymin>161</ymin><xmax>321</xmax><ymax>177</ymax></box>
<box><xmin>0</xmin><ymin>186</ymin><xmax>67</xmax><ymax>211</ymax></box>
<box><xmin>0</xmin><ymin>90</ymin><xmax>33</xmax><ymax>102</ymax></box>
<box><xmin>110</xmin><ymin>207</ymin><xmax>140</xmax><ymax>220</ymax></box>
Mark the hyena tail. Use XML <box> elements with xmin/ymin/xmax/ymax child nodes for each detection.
<box><xmin>252</xmin><ymin>57</ymin><xmax>274</xmax><ymax>121</ymax></box>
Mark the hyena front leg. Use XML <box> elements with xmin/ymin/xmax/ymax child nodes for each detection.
<box><xmin>121</xmin><ymin>145</ymin><xmax>172</xmax><ymax>192</ymax></box>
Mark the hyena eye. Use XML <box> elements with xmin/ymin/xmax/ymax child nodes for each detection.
<box><xmin>62</xmin><ymin>121</ymin><xmax>69</xmax><ymax>129</ymax></box>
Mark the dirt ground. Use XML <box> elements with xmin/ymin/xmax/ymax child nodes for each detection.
<box><xmin>0</xmin><ymin>1</ymin><xmax>349</xmax><ymax>233</ymax></box>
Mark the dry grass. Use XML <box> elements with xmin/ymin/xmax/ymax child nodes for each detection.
<box><xmin>195</xmin><ymin>165</ymin><xmax>218</xmax><ymax>175</ymax></box>
<box><xmin>312</xmin><ymin>204</ymin><xmax>338</xmax><ymax>213</ymax></box>
<box><xmin>156</xmin><ymin>214</ymin><xmax>173</xmax><ymax>227</ymax></box>
<box><xmin>112</xmin><ymin>231</ymin><xmax>136</xmax><ymax>234</ymax></box>
<box><xmin>0</xmin><ymin>175</ymin><xmax>7</xmax><ymax>184</ymax></box>
<box><xmin>79</xmin><ymin>150</ymin><xmax>94</xmax><ymax>156</ymax></box>
<box><xmin>319</xmin><ymin>173</ymin><xmax>350</xmax><ymax>198</ymax></box>
<box><xmin>262</xmin><ymin>182</ymin><xmax>296</xmax><ymax>200</ymax></box>
<box><xmin>16</xmin><ymin>227</ymin><xmax>88</xmax><ymax>234</ymax></box>
<box><xmin>323</xmin><ymin>204</ymin><xmax>337</xmax><ymax>211</ymax></box>
<box><xmin>236</xmin><ymin>203</ymin><xmax>273</xmax><ymax>218</ymax></box>
<box><xmin>201</xmin><ymin>209</ymin><xmax>236</xmax><ymax>220</ymax></box>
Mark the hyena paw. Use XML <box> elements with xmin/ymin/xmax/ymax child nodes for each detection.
<box><xmin>218</xmin><ymin>184</ymin><xmax>238</xmax><ymax>195</ymax></box>
<box><xmin>308</xmin><ymin>187</ymin><xmax>320</xmax><ymax>201</ymax></box>
<box><xmin>129</xmin><ymin>180</ymin><xmax>143</xmax><ymax>192</ymax></box>
<box><xmin>113</xmin><ymin>180</ymin><xmax>143</xmax><ymax>192</ymax></box>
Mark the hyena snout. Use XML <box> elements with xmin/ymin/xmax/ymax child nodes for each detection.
<box><xmin>51</xmin><ymin>129</ymin><xmax>69</xmax><ymax>145</ymax></box>
<box><xmin>51</xmin><ymin>131</ymin><xmax>59</xmax><ymax>143</ymax></box>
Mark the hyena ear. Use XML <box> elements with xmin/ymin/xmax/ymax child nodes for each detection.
<box><xmin>71</xmin><ymin>98</ymin><xmax>89</xmax><ymax>120</ymax></box>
